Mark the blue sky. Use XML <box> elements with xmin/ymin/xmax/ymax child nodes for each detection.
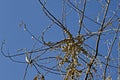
<box><xmin>0</xmin><ymin>0</ymin><xmax>120</xmax><ymax>80</ymax></box>
<box><xmin>0</xmin><ymin>0</ymin><xmax>43</xmax><ymax>80</ymax></box>
<box><xmin>0</xmin><ymin>0</ymin><xmax>63</xmax><ymax>80</ymax></box>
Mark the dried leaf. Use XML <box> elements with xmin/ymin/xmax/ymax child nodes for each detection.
<box><xmin>23</xmin><ymin>24</ymin><xmax>27</xmax><ymax>31</ymax></box>
<box><xmin>41</xmin><ymin>75</ymin><xmax>45</xmax><ymax>80</ymax></box>
<box><xmin>105</xmin><ymin>76</ymin><xmax>112</xmax><ymax>80</ymax></box>
<box><xmin>25</xmin><ymin>52</ymin><xmax>31</xmax><ymax>64</ymax></box>
<box><xmin>33</xmin><ymin>76</ymin><xmax>38</xmax><ymax>80</ymax></box>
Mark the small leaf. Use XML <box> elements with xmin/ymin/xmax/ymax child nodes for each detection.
<box><xmin>106</xmin><ymin>22</ymin><xmax>112</xmax><ymax>26</ymax></box>
<box><xmin>25</xmin><ymin>52</ymin><xmax>31</xmax><ymax>64</ymax></box>
<box><xmin>23</xmin><ymin>24</ymin><xmax>27</xmax><ymax>31</ymax></box>
<box><xmin>33</xmin><ymin>76</ymin><xmax>38</xmax><ymax>80</ymax></box>
<box><xmin>107</xmin><ymin>0</ymin><xmax>110</xmax><ymax>3</ymax></box>
<box><xmin>25</xmin><ymin>56</ymin><xmax>30</xmax><ymax>63</ymax></box>
<box><xmin>105</xmin><ymin>76</ymin><xmax>112</xmax><ymax>80</ymax></box>
<box><xmin>41</xmin><ymin>75</ymin><xmax>45</xmax><ymax>80</ymax></box>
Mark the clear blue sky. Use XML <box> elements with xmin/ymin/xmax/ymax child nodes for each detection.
<box><xmin>0</xmin><ymin>0</ymin><xmax>46</xmax><ymax>80</ymax></box>
<box><xmin>0</xmin><ymin>0</ymin><xmax>119</xmax><ymax>80</ymax></box>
